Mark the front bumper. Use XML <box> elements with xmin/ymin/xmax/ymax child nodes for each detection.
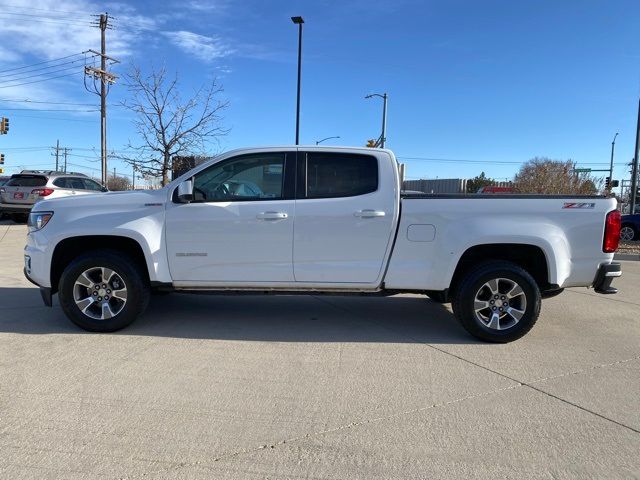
<box><xmin>593</xmin><ymin>262</ymin><xmax>622</xmax><ymax>294</ymax></box>
<box><xmin>23</xmin><ymin>267</ymin><xmax>52</xmax><ymax>307</ymax></box>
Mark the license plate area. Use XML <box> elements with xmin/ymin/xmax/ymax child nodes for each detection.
<box><xmin>14</xmin><ymin>192</ymin><xmax>24</xmax><ymax>199</ymax></box>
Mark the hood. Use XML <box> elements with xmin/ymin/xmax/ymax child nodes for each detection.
<box><xmin>34</xmin><ymin>189</ymin><xmax>168</xmax><ymax>212</ymax></box>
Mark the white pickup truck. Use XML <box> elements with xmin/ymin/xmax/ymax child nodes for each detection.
<box><xmin>23</xmin><ymin>146</ymin><xmax>622</xmax><ymax>342</ymax></box>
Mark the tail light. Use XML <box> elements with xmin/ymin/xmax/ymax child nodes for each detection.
<box><xmin>31</xmin><ymin>188</ymin><xmax>54</xmax><ymax>197</ymax></box>
<box><xmin>603</xmin><ymin>210</ymin><xmax>621</xmax><ymax>253</ymax></box>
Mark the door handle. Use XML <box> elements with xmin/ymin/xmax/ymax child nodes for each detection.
<box><xmin>257</xmin><ymin>211</ymin><xmax>288</xmax><ymax>220</ymax></box>
<box><xmin>354</xmin><ymin>209</ymin><xmax>386</xmax><ymax>218</ymax></box>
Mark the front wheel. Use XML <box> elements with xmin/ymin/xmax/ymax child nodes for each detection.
<box><xmin>452</xmin><ymin>261</ymin><xmax>541</xmax><ymax>343</ymax></box>
<box><xmin>58</xmin><ymin>250</ymin><xmax>150</xmax><ymax>332</ymax></box>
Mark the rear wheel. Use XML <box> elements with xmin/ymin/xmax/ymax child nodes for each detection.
<box><xmin>452</xmin><ymin>261</ymin><xmax>541</xmax><ymax>342</ymax></box>
<box><xmin>620</xmin><ymin>225</ymin><xmax>636</xmax><ymax>242</ymax></box>
<box><xmin>58</xmin><ymin>250</ymin><xmax>150</xmax><ymax>332</ymax></box>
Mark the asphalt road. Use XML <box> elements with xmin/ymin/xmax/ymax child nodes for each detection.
<box><xmin>1</xmin><ymin>221</ymin><xmax>639</xmax><ymax>479</ymax></box>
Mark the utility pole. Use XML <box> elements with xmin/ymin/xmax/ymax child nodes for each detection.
<box><xmin>132</xmin><ymin>161</ymin><xmax>135</xmax><ymax>189</ymax></box>
<box><xmin>631</xmin><ymin>99</ymin><xmax>640</xmax><ymax>215</ymax></box>
<box><xmin>53</xmin><ymin>140</ymin><xmax>60</xmax><ymax>171</ymax></box>
<box><xmin>85</xmin><ymin>13</ymin><xmax>119</xmax><ymax>186</ymax></box>
<box><xmin>63</xmin><ymin>148</ymin><xmax>70</xmax><ymax>173</ymax></box>
<box><xmin>608</xmin><ymin>133</ymin><xmax>618</xmax><ymax>194</ymax></box>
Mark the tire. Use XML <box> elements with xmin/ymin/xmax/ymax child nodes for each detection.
<box><xmin>451</xmin><ymin>261</ymin><xmax>541</xmax><ymax>343</ymax></box>
<box><xmin>620</xmin><ymin>225</ymin><xmax>636</xmax><ymax>242</ymax></box>
<box><xmin>541</xmin><ymin>288</ymin><xmax>564</xmax><ymax>299</ymax></box>
<box><xmin>58</xmin><ymin>249</ymin><xmax>150</xmax><ymax>332</ymax></box>
<box><xmin>426</xmin><ymin>290</ymin><xmax>449</xmax><ymax>303</ymax></box>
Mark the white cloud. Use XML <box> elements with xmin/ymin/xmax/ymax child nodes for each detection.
<box><xmin>0</xmin><ymin>0</ymin><xmax>165</xmax><ymax>108</ymax></box>
<box><xmin>163</xmin><ymin>31</ymin><xmax>234</xmax><ymax>63</ymax></box>
<box><xmin>183</xmin><ymin>0</ymin><xmax>229</xmax><ymax>12</ymax></box>
<box><xmin>0</xmin><ymin>0</ymin><xmax>161</xmax><ymax>62</ymax></box>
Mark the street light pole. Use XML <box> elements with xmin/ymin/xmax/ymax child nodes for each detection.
<box><xmin>609</xmin><ymin>132</ymin><xmax>618</xmax><ymax>193</ymax></box>
<box><xmin>291</xmin><ymin>16</ymin><xmax>304</xmax><ymax>145</ymax></box>
<box><xmin>365</xmin><ymin>93</ymin><xmax>388</xmax><ymax>147</ymax></box>
<box><xmin>316</xmin><ymin>135</ymin><xmax>340</xmax><ymax>145</ymax></box>
<box><xmin>632</xmin><ymin>98</ymin><xmax>640</xmax><ymax>215</ymax></box>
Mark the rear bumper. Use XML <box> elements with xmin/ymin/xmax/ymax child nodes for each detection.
<box><xmin>0</xmin><ymin>202</ymin><xmax>33</xmax><ymax>213</ymax></box>
<box><xmin>593</xmin><ymin>262</ymin><xmax>622</xmax><ymax>294</ymax></box>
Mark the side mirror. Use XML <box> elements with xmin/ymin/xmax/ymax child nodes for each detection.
<box><xmin>176</xmin><ymin>179</ymin><xmax>194</xmax><ymax>203</ymax></box>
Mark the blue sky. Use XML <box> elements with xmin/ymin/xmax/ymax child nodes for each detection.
<box><xmin>0</xmin><ymin>0</ymin><xmax>638</xmax><ymax>185</ymax></box>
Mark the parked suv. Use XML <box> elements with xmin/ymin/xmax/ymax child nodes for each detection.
<box><xmin>0</xmin><ymin>171</ymin><xmax>107</xmax><ymax>223</ymax></box>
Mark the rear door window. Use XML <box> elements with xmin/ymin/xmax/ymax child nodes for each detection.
<box><xmin>304</xmin><ymin>153</ymin><xmax>378</xmax><ymax>199</ymax></box>
<box><xmin>53</xmin><ymin>178</ymin><xmax>71</xmax><ymax>188</ymax></box>
<box><xmin>82</xmin><ymin>179</ymin><xmax>104</xmax><ymax>191</ymax></box>
<box><xmin>6</xmin><ymin>175</ymin><xmax>47</xmax><ymax>187</ymax></box>
<box><xmin>67</xmin><ymin>178</ymin><xmax>86</xmax><ymax>190</ymax></box>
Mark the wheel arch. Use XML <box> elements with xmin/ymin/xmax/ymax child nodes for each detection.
<box><xmin>450</xmin><ymin>243</ymin><xmax>553</xmax><ymax>297</ymax></box>
<box><xmin>50</xmin><ymin>235</ymin><xmax>151</xmax><ymax>294</ymax></box>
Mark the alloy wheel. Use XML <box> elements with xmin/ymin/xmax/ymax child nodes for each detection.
<box><xmin>473</xmin><ymin>277</ymin><xmax>527</xmax><ymax>331</ymax></box>
<box><xmin>73</xmin><ymin>267</ymin><xmax>128</xmax><ymax>320</ymax></box>
<box><xmin>620</xmin><ymin>226</ymin><xmax>635</xmax><ymax>242</ymax></box>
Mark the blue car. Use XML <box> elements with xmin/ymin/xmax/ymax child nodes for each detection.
<box><xmin>621</xmin><ymin>213</ymin><xmax>640</xmax><ymax>241</ymax></box>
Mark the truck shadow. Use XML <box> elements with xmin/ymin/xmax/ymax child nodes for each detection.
<box><xmin>0</xmin><ymin>287</ymin><xmax>476</xmax><ymax>344</ymax></box>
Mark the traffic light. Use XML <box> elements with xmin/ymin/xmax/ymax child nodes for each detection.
<box><xmin>0</xmin><ymin>153</ymin><xmax>4</xmax><ymax>164</ymax></box>
<box><xmin>611</xmin><ymin>180</ymin><xmax>619</xmax><ymax>188</ymax></box>
<box><xmin>605</xmin><ymin>177</ymin><xmax>610</xmax><ymax>189</ymax></box>
<box><xmin>0</xmin><ymin>117</ymin><xmax>8</xmax><ymax>134</ymax></box>
<box><xmin>366</xmin><ymin>139</ymin><xmax>377</xmax><ymax>148</ymax></box>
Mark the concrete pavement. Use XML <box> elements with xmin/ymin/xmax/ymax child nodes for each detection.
<box><xmin>0</xmin><ymin>222</ymin><xmax>639</xmax><ymax>479</ymax></box>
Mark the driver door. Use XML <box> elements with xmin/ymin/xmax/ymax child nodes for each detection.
<box><xmin>165</xmin><ymin>152</ymin><xmax>296</xmax><ymax>284</ymax></box>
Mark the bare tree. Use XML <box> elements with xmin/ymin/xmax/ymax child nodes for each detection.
<box><xmin>107</xmin><ymin>174</ymin><xmax>132</xmax><ymax>191</ymax></box>
<box><xmin>513</xmin><ymin>157</ymin><xmax>602</xmax><ymax>195</ymax></box>
<box><xmin>118</xmin><ymin>66</ymin><xmax>228</xmax><ymax>186</ymax></box>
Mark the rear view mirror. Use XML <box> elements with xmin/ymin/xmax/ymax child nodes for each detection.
<box><xmin>176</xmin><ymin>179</ymin><xmax>194</xmax><ymax>203</ymax></box>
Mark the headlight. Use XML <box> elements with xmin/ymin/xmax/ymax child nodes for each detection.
<box><xmin>28</xmin><ymin>211</ymin><xmax>53</xmax><ymax>232</ymax></box>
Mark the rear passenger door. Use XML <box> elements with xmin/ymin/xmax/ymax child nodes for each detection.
<box><xmin>293</xmin><ymin>151</ymin><xmax>399</xmax><ymax>284</ymax></box>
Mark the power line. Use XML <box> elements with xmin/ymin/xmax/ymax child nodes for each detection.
<box><xmin>0</xmin><ymin>9</ymin><xmax>90</xmax><ymax>20</ymax></box>
<box><xmin>4</xmin><ymin>113</ymin><xmax>97</xmax><ymax>122</ymax></box>
<box><xmin>397</xmin><ymin>156</ymin><xmax>615</xmax><ymax>166</ymax></box>
<box><xmin>0</xmin><ymin>52</ymin><xmax>86</xmax><ymax>74</ymax></box>
<box><xmin>0</xmin><ymin>71</ymin><xmax>83</xmax><ymax>89</ymax></box>
<box><xmin>0</xmin><ymin>56</ymin><xmax>96</xmax><ymax>80</ymax></box>
<box><xmin>0</xmin><ymin>64</ymin><xmax>90</xmax><ymax>85</ymax></box>
<box><xmin>0</xmin><ymin>3</ymin><xmax>94</xmax><ymax>16</ymax></box>
<box><xmin>0</xmin><ymin>13</ymin><xmax>93</xmax><ymax>27</ymax></box>
<box><xmin>0</xmin><ymin>107</ymin><xmax>98</xmax><ymax>112</ymax></box>
<box><xmin>0</xmin><ymin>98</ymin><xmax>97</xmax><ymax>106</ymax></box>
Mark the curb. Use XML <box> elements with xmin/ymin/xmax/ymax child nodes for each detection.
<box><xmin>614</xmin><ymin>253</ymin><xmax>640</xmax><ymax>261</ymax></box>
